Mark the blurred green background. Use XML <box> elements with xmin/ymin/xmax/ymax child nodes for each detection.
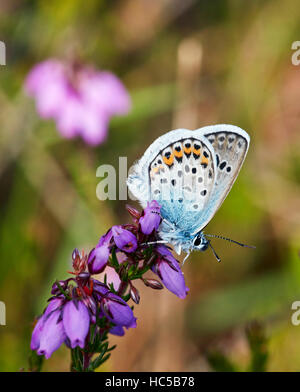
<box><xmin>0</xmin><ymin>0</ymin><xmax>300</xmax><ymax>372</ymax></box>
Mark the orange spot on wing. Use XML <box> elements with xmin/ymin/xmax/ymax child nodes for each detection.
<box><xmin>173</xmin><ymin>149</ymin><xmax>183</xmax><ymax>158</ymax></box>
<box><xmin>192</xmin><ymin>147</ymin><xmax>201</xmax><ymax>156</ymax></box>
<box><xmin>163</xmin><ymin>154</ymin><xmax>174</xmax><ymax>166</ymax></box>
<box><xmin>201</xmin><ymin>156</ymin><xmax>209</xmax><ymax>165</ymax></box>
<box><xmin>184</xmin><ymin>147</ymin><xmax>192</xmax><ymax>154</ymax></box>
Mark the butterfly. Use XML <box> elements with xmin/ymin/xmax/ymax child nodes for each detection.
<box><xmin>127</xmin><ymin>124</ymin><xmax>254</xmax><ymax>262</ymax></box>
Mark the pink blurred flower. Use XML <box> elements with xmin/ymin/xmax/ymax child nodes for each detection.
<box><xmin>25</xmin><ymin>59</ymin><xmax>131</xmax><ymax>145</ymax></box>
<box><xmin>99</xmin><ymin>266</ymin><xmax>121</xmax><ymax>291</ymax></box>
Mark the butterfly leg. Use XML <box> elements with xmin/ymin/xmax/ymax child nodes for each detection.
<box><xmin>182</xmin><ymin>251</ymin><xmax>191</xmax><ymax>266</ymax></box>
<box><xmin>161</xmin><ymin>218</ymin><xmax>176</xmax><ymax>231</ymax></box>
<box><xmin>208</xmin><ymin>241</ymin><xmax>221</xmax><ymax>262</ymax></box>
<box><xmin>141</xmin><ymin>240</ymin><xmax>169</xmax><ymax>246</ymax></box>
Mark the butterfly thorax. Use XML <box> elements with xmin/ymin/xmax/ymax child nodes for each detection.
<box><xmin>158</xmin><ymin>220</ymin><xmax>209</xmax><ymax>254</ymax></box>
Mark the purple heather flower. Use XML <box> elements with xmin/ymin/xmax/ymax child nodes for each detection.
<box><xmin>63</xmin><ymin>300</ymin><xmax>90</xmax><ymax>349</ymax></box>
<box><xmin>153</xmin><ymin>245</ymin><xmax>189</xmax><ymax>299</ymax></box>
<box><xmin>25</xmin><ymin>59</ymin><xmax>131</xmax><ymax>145</ymax></box>
<box><xmin>92</xmin><ymin>279</ymin><xmax>111</xmax><ymax>296</ymax></box>
<box><xmin>45</xmin><ymin>297</ymin><xmax>64</xmax><ymax>315</ymax></box>
<box><xmin>37</xmin><ymin>310</ymin><xmax>66</xmax><ymax>359</ymax></box>
<box><xmin>101</xmin><ymin>292</ymin><xmax>137</xmax><ymax>329</ymax></box>
<box><xmin>109</xmin><ymin>325</ymin><xmax>125</xmax><ymax>336</ymax></box>
<box><xmin>30</xmin><ymin>297</ymin><xmax>63</xmax><ymax>351</ymax></box>
<box><xmin>30</xmin><ymin>316</ymin><xmax>45</xmax><ymax>351</ymax></box>
<box><xmin>139</xmin><ymin>200</ymin><xmax>161</xmax><ymax>235</ymax></box>
<box><xmin>88</xmin><ymin>230</ymin><xmax>113</xmax><ymax>274</ymax></box>
<box><xmin>111</xmin><ymin>226</ymin><xmax>137</xmax><ymax>253</ymax></box>
<box><xmin>31</xmin><ymin>297</ymin><xmax>92</xmax><ymax>358</ymax></box>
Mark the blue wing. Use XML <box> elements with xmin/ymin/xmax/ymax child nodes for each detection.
<box><xmin>127</xmin><ymin>125</ymin><xmax>250</xmax><ymax>252</ymax></box>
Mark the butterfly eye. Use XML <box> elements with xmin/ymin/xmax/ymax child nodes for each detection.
<box><xmin>193</xmin><ymin>236</ymin><xmax>201</xmax><ymax>247</ymax></box>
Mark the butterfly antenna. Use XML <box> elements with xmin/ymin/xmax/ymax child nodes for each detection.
<box><xmin>208</xmin><ymin>241</ymin><xmax>221</xmax><ymax>263</ymax></box>
<box><xmin>205</xmin><ymin>234</ymin><xmax>256</xmax><ymax>249</ymax></box>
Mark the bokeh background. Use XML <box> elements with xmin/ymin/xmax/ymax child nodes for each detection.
<box><xmin>0</xmin><ymin>0</ymin><xmax>300</xmax><ymax>372</ymax></box>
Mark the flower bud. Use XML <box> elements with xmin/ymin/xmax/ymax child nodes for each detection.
<box><xmin>142</xmin><ymin>278</ymin><xmax>164</xmax><ymax>290</ymax></box>
<box><xmin>88</xmin><ymin>231</ymin><xmax>112</xmax><ymax>274</ymax></box>
<box><xmin>126</xmin><ymin>204</ymin><xmax>141</xmax><ymax>219</ymax></box>
<box><xmin>130</xmin><ymin>285</ymin><xmax>140</xmax><ymax>304</ymax></box>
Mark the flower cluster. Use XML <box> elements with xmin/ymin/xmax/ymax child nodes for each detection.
<box><xmin>30</xmin><ymin>201</ymin><xmax>189</xmax><ymax>371</ymax></box>
<box><xmin>25</xmin><ymin>59</ymin><xmax>131</xmax><ymax>145</ymax></box>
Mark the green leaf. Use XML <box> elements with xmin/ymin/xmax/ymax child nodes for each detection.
<box><xmin>122</xmin><ymin>293</ymin><xmax>131</xmax><ymax>302</ymax></box>
<box><xmin>246</xmin><ymin>322</ymin><xmax>269</xmax><ymax>372</ymax></box>
<box><xmin>206</xmin><ymin>351</ymin><xmax>239</xmax><ymax>372</ymax></box>
<box><xmin>89</xmin><ymin>350</ymin><xmax>111</xmax><ymax>371</ymax></box>
<box><xmin>109</xmin><ymin>248</ymin><xmax>120</xmax><ymax>270</ymax></box>
<box><xmin>98</xmin><ymin>341</ymin><xmax>109</xmax><ymax>354</ymax></box>
<box><xmin>127</xmin><ymin>264</ymin><xmax>137</xmax><ymax>279</ymax></box>
<box><xmin>54</xmin><ymin>279</ymin><xmax>71</xmax><ymax>300</ymax></box>
<box><xmin>107</xmin><ymin>345</ymin><xmax>117</xmax><ymax>353</ymax></box>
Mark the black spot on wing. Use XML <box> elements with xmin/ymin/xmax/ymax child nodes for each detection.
<box><xmin>219</xmin><ymin>161</ymin><xmax>227</xmax><ymax>170</ymax></box>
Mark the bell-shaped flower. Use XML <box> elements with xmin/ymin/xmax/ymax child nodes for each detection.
<box><xmin>139</xmin><ymin>200</ymin><xmax>161</xmax><ymax>235</ymax></box>
<box><xmin>111</xmin><ymin>226</ymin><xmax>137</xmax><ymax>253</ymax></box>
<box><xmin>37</xmin><ymin>310</ymin><xmax>66</xmax><ymax>359</ymax></box>
<box><xmin>63</xmin><ymin>300</ymin><xmax>90</xmax><ymax>349</ymax></box>
<box><xmin>92</xmin><ymin>279</ymin><xmax>110</xmax><ymax>297</ymax></box>
<box><xmin>30</xmin><ymin>316</ymin><xmax>45</xmax><ymax>351</ymax></box>
<box><xmin>30</xmin><ymin>297</ymin><xmax>63</xmax><ymax>351</ymax></box>
<box><xmin>88</xmin><ymin>230</ymin><xmax>112</xmax><ymax>274</ymax></box>
<box><xmin>101</xmin><ymin>292</ymin><xmax>137</xmax><ymax>329</ymax></box>
<box><xmin>153</xmin><ymin>245</ymin><xmax>189</xmax><ymax>299</ymax></box>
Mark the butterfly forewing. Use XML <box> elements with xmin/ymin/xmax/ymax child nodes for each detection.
<box><xmin>205</xmin><ymin>131</ymin><xmax>248</xmax><ymax>189</ymax></box>
<box><xmin>188</xmin><ymin>127</ymin><xmax>250</xmax><ymax>234</ymax></box>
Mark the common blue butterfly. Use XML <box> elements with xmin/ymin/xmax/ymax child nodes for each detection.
<box><xmin>127</xmin><ymin>124</ymin><xmax>253</xmax><ymax>262</ymax></box>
